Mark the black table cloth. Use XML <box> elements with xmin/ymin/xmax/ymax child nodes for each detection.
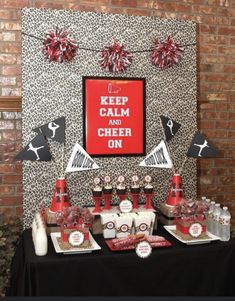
<box><xmin>8</xmin><ymin>226</ymin><xmax>235</xmax><ymax>296</ymax></box>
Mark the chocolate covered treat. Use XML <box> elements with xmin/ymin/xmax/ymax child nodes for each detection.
<box><xmin>116</xmin><ymin>175</ymin><xmax>126</xmax><ymax>195</ymax></box>
<box><xmin>131</xmin><ymin>175</ymin><xmax>140</xmax><ymax>194</ymax></box>
<box><xmin>103</xmin><ymin>176</ymin><xmax>113</xmax><ymax>195</ymax></box>
<box><xmin>143</xmin><ymin>175</ymin><xmax>154</xmax><ymax>194</ymax></box>
<box><xmin>144</xmin><ymin>184</ymin><xmax>153</xmax><ymax>194</ymax></box>
<box><xmin>92</xmin><ymin>177</ymin><xmax>102</xmax><ymax>197</ymax></box>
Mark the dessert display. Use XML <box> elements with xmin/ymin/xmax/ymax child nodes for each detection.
<box><xmin>92</xmin><ymin>177</ymin><xmax>103</xmax><ymax>213</ymax></box>
<box><xmin>55</xmin><ymin>206</ymin><xmax>94</xmax><ymax>249</ymax></box>
<box><xmin>172</xmin><ymin>198</ymin><xmax>209</xmax><ymax>240</ymax></box>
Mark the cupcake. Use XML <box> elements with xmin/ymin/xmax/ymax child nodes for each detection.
<box><xmin>143</xmin><ymin>175</ymin><xmax>153</xmax><ymax>194</ymax></box>
<box><xmin>92</xmin><ymin>177</ymin><xmax>102</xmax><ymax>197</ymax></box>
<box><xmin>131</xmin><ymin>175</ymin><xmax>141</xmax><ymax>194</ymax></box>
<box><xmin>103</xmin><ymin>175</ymin><xmax>113</xmax><ymax>195</ymax></box>
<box><xmin>92</xmin><ymin>186</ymin><xmax>102</xmax><ymax>197</ymax></box>
<box><xmin>143</xmin><ymin>183</ymin><xmax>153</xmax><ymax>194</ymax></box>
<box><xmin>116</xmin><ymin>175</ymin><xmax>126</xmax><ymax>195</ymax></box>
<box><xmin>131</xmin><ymin>183</ymin><xmax>141</xmax><ymax>194</ymax></box>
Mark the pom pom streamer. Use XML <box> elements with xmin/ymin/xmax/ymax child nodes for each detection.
<box><xmin>42</xmin><ymin>29</ymin><xmax>78</xmax><ymax>63</ymax></box>
<box><xmin>99</xmin><ymin>40</ymin><xmax>133</xmax><ymax>73</ymax></box>
<box><xmin>23</xmin><ymin>31</ymin><xmax>195</xmax><ymax>69</ymax></box>
<box><xmin>151</xmin><ymin>36</ymin><xmax>184</xmax><ymax>70</ymax></box>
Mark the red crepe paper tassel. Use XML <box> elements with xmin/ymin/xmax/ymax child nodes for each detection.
<box><xmin>99</xmin><ymin>41</ymin><xmax>133</xmax><ymax>73</ymax></box>
<box><xmin>151</xmin><ymin>36</ymin><xmax>184</xmax><ymax>70</ymax></box>
<box><xmin>42</xmin><ymin>29</ymin><xmax>78</xmax><ymax>63</ymax></box>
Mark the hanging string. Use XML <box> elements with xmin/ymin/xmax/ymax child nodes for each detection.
<box><xmin>22</xmin><ymin>32</ymin><xmax>44</xmax><ymax>41</ymax></box>
<box><xmin>22</xmin><ymin>31</ymin><xmax>196</xmax><ymax>53</ymax></box>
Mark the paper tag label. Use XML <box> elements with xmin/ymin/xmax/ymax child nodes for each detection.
<box><xmin>136</xmin><ymin>241</ymin><xmax>152</xmax><ymax>259</ymax></box>
<box><xmin>119</xmin><ymin>199</ymin><xmax>133</xmax><ymax>213</ymax></box>
<box><xmin>219</xmin><ymin>217</ymin><xmax>230</xmax><ymax>225</ymax></box>
<box><xmin>120</xmin><ymin>224</ymin><xmax>129</xmax><ymax>233</ymax></box>
<box><xmin>139</xmin><ymin>223</ymin><xmax>148</xmax><ymax>232</ymax></box>
<box><xmin>106</xmin><ymin>221</ymin><xmax>115</xmax><ymax>230</ymax></box>
<box><xmin>68</xmin><ymin>230</ymin><xmax>84</xmax><ymax>247</ymax></box>
<box><xmin>189</xmin><ymin>222</ymin><xmax>203</xmax><ymax>238</ymax></box>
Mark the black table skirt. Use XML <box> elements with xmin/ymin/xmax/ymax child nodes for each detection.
<box><xmin>7</xmin><ymin>226</ymin><xmax>235</xmax><ymax>296</ymax></box>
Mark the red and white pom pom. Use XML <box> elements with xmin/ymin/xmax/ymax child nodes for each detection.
<box><xmin>151</xmin><ymin>36</ymin><xmax>184</xmax><ymax>70</ymax></box>
<box><xmin>99</xmin><ymin>40</ymin><xmax>133</xmax><ymax>73</ymax></box>
<box><xmin>42</xmin><ymin>29</ymin><xmax>78</xmax><ymax>63</ymax></box>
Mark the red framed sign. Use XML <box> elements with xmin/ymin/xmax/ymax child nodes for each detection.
<box><xmin>83</xmin><ymin>77</ymin><xmax>146</xmax><ymax>157</ymax></box>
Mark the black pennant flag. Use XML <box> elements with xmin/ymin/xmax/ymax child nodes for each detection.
<box><xmin>160</xmin><ymin>115</ymin><xmax>181</xmax><ymax>142</ymax></box>
<box><xmin>187</xmin><ymin>131</ymin><xmax>219</xmax><ymax>158</ymax></box>
<box><xmin>15</xmin><ymin>133</ymin><xmax>52</xmax><ymax>161</ymax></box>
<box><xmin>33</xmin><ymin>116</ymin><xmax>65</xmax><ymax>143</ymax></box>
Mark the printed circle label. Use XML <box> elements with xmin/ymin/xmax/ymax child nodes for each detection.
<box><xmin>145</xmin><ymin>175</ymin><xmax>152</xmax><ymax>183</ymax></box>
<box><xmin>106</xmin><ymin>221</ymin><xmax>115</xmax><ymax>230</ymax></box>
<box><xmin>136</xmin><ymin>241</ymin><xmax>152</xmax><ymax>259</ymax></box>
<box><xmin>132</xmin><ymin>175</ymin><xmax>139</xmax><ymax>182</ymax></box>
<box><xmin>118</xmin><ymin>175</ymin><xmax>125</xmax><ymax>183</ymax></box>
<box><xmin>104</xmin><ymin>175</ymin><xmax>111</xmax><ymax>183</ymax></box>
<box><xmin>68</xmin><ymin>230</ymin><xmax>84</xmax><ymax>247</ymax></box>
<box><xmin>94</xmin><ymin>177</ymin><xmax>100</xmax><ymax>185</ymax></box>
<box><xmin>119</xmin><ymin>199</ymin><xmax>133</xmax><ymax>213</ymax></box>
<box><xmin>189</xmin><ymin>222</ymin><xmax>203</xmax><ymax>238</ymax></box>
<box><xmin>120</xmin><ymin>224</ymin><xmax>129</xmax><ymax>233</ymax></box>
<box><xmin>139</xmin><ymin>223</ymin><xmax>148</xmax><ymax>232</ymax></box>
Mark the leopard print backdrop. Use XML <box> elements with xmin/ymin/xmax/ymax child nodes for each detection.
<box><xmin>22</xmin><ymin>8</ymin><xmax>197</xmax><ymax>228</ymax></box>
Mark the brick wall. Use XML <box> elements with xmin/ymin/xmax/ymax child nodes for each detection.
<box><xmin>0</xmin><ymin>0</ymin><xmax>234</xmax><ymax>222</ymax></box>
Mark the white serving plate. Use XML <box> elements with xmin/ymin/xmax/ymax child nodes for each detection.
<box><xmin>164</xmin><ymin>225</ymin><xmax>220</xmax><ymax>245</ymax></box>
<box><xmin>50</xmin><ymin>232</ymin><xmax>101</xmax><ymax>254</ymax></box>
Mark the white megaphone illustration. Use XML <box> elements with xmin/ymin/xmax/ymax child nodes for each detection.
<box><xmin>108</xmin><ymin>83</ymin><xmax>121</xmax><ymax>94</ymax></box>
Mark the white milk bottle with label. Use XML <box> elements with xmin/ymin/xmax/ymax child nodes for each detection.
<box><xmin>219</xmin><ymin>206</ymin><xmax>231</xmax><ymax>242</ymax></box>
